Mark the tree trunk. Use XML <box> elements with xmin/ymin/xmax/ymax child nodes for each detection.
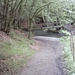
<box><xmin>28</xmin><ymin>19</ymin><xmax>32</xmax><ymax>39</ymax></box>
<box><xmin>70</xmin><ymin>31</ymin><xmax>75</xmax><ymax>61</ymax></box>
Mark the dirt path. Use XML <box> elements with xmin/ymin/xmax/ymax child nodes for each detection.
<box><xmin>20</xmin><ymin>36</ymin><xmax>66</xmax><ymax>75</ymax></box>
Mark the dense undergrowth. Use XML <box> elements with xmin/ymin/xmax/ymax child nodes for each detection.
<box><xmin>60</xmin><ymin>34</ymin><xmax>75</xmax><ymax>75</ymax></box>
<box><xmin>0</xmin><ymin>30</ymin><xmax>35</xmax><ymax>75</ymax></box>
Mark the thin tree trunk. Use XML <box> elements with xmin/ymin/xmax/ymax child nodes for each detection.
<box><xmin>70</xmin><ymin>31</ymin><xmax>75</xmax><ymax>61</ymax></box>
<box><xmin>28</xmin><ymin>19</ymin><xmax>32</xmax><ymax>39</ymax></box>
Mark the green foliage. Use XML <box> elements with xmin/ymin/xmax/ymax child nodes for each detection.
<box><xmin>41</xmin><ymin>0</ymin><xmax>75</xmax><ymax>24</ymax></box>
<box><xmin>60</xmin><ymin>36</ymin><xmax>75</xmax><ymax>75</ymax></box>
<box><xmin>0</xmin><ymin>30</ymin><xmax>34</xmax><ymax>74</ymax></box>
<box><xmin>1</xmin><ymin>0</ymin><xmax>75</xmax><ymax>37</ymax></box>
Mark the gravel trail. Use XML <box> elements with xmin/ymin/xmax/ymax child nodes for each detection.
<box><xmin>20</xmin><ymin>36</ymin><xmax>66</xmax><ymax>75</ymax></box>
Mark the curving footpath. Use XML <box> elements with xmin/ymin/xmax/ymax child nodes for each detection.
<box><xmin>20</xmin><ymin>36</ymin><xmax>66</xmax><ymax>75</ymax></box>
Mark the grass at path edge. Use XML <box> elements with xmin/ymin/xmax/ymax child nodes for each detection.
<box><xmin>0</xmin><ymin>30</ymin><xmax>35</xmax><ymax>75</ymax></box>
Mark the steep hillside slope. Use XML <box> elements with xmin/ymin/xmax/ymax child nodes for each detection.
<box><xmin>0</xmin><ymin>30</ymin><xmax>34</xmax><ymax>75</ymax></box>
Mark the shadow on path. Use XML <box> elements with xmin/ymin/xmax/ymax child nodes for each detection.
<box><xmin>33</xmin><ymin>29</ymin><xmax>67</xmax><ymax>38</ymax></box>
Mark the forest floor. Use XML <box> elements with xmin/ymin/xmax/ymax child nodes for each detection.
<box><xmin>0</xmin><ymin>30</ymin><xmax>34</xmax><ymax>75</ymax></box>
<box><xmin>20</xmin><ymin>30</ymin><xmax>67</xmax><ymax>75</ymax></box>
